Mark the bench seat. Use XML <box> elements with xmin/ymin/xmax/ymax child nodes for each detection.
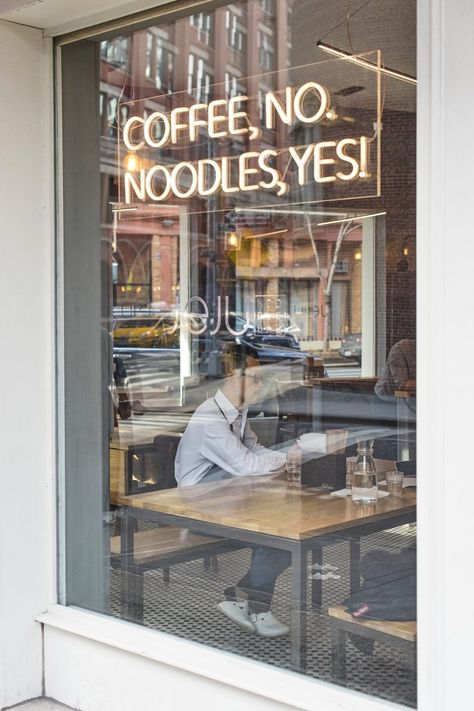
<box><xmin>328</xmin><ymin>605</ymin><xmax>416</xmax><ymax>682</ymax></box>
<box><xmin>328</xmin><ymin>605</ymin><xmax>416</xmax><ymax>642</ymax></box>
<box><xmin>111</xmin><ymin>527</ymin><xmax>227</xmax><ymax>565</ymax></box>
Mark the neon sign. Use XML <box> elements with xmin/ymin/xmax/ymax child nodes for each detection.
<box><xmin>121</xmin><ymin>80</ymin><xmax>373</xmax><ymax>204</ymax></box>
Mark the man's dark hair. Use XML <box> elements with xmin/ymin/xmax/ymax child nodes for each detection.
<box><xmin>225</xmin><ymin>341</ymin><xmax>260</xmax><ymax>375</ymax></box>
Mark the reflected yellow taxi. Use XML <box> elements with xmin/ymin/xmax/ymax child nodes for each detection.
<box><xmin>113</xmin><ymin>316</ymin><xmax>178</xmax><ymax>348</ymax></box>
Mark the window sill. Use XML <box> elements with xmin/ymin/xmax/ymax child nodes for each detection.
<box><xmin>37</xmin><ymin>604</ymin><xmax>408</xmax><ymax>711</ymax></box>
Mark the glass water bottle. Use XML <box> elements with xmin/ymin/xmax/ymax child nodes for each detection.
<box><xmin>351</xmin><ymin>440</ymin><xmax>378</xmax><ymax>503</ymax></box>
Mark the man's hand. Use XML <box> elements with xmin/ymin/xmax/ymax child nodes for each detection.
<box><xmin>268</xmin><ymin>465</ymin><xmax>288</xmax><ymax>481</ymax></box>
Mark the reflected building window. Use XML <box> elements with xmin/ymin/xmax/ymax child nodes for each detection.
<box><xmin>335</xmin><ymin>260</ymin><xmax>349</xmax><ymax>274</ymax></box>
<box><xmin>103</xmin><ymin>95</ymin><xmax>128</xmax><ymax>138</ymax></box>
<box><xmin>190</xmin><ymin>12</ymin><xmax>214</xmax><ymax>46</ymax></box>
<box><xmin>257</xmin><ymin>29</ymin><xmax>274</xmax><ymax>70</ymax></box>
<box><xmin>257</xmin><ymin>88</ymin><xmax>266</xmax><ymax>126</ymax></box>
<box><xmin>145</xmin><ymin>31</ymin><xmax>153</xmax><ymax>79</ymax></box>
<box><xmin>260</xmin><ymin>0</ymin><xmax>276</xmax><ymax>15</ymax></box>
<box><xmin>100</xmin><ymin>37</ymin><xmax>129</xmax><ymax>69</ymax></box>
<box><xmin>106</xmin><ymin>95</ymin><xmax>118</xmax><ymax>137</ymax></box>
<box><xmin>225</xmin><ymin>71</ymin><xmax>245</xmax><ymax>99</ymax></box>
<box><xmin>188</xmin><ymin>53</ymin><xmax>213</xmax><ymax>103</ymax></box>
<box><xmin>145</xmin><ymin>32</ymin><xmax>175</xmax><ymax>93</ymax></box>
<box><xmin>226</xmin><ymin>9</ymin><xmax>246</xmax><ymax>53</ymax></box>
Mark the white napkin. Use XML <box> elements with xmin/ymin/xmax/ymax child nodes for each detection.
<box><xmin>297</xmin><ymin>432</ymin><xmax>327</xmax><ymax>453</ymax></box>
<box><xmin>330</xmin><ymin>488</ymin><xmax>390</xmax><ymax>498</ymax></box>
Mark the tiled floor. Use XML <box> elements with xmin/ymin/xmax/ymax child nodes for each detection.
<box><xmin>111</xmin><ymin>523</ymin><xmax>417</xmax><ymax>707</ymax></box>
<box><xmin>11</xmin><ymin>527</ymin><xmax>416</xmax><ymax>710</ymax></box>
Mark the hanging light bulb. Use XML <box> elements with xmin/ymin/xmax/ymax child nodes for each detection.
<box><xmin>124</xmin><ymin>152</ymin><xmax>140</xmax><ymax>172</ymax></box>
<box><xmin>402</xmin><ymin>235</ymin><xmax>411</xmax><ymax>257</ymax></box>
<box><xmin>225</xmin><ymin>232</ymin><xmax>241</xmax><ymax>251</ymax></box>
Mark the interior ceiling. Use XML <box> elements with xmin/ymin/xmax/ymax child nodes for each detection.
<box><xmin>0</xmin><ymin>0</ymin><xmax>170</xmax><ymax>34</ymax></box>
<box><xmin>309</xmin><ymin>0</ymin><xmax>415</xmax><ymax>80</ymax></box>
<box><xmin>0</xmin><ymin>0</ymin><xmax>41</xmax><ymax>12</ymax></box>
<box><xmin>296</xmin><ymin>0</ymin><xmax>416</xmax><ymax>113</ymax></box>
<box><xmin>0</xmin><ymin>0</ymin><xmax>416</xmax><ymax>111</ymax></box>
<box><xmin>0</xmin><ymin>0</ymin><xmax>416</xmax><ymax>55</ymax></box>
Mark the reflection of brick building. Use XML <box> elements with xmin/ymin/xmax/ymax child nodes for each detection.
<box><xmin>291</xmin><ymin>0</ymin><xmax>417</xmax><ymax>354</ymax></box>
<box><xmin>100</xmin><ymin>0</ymin><xmax>364</xmax><ymax>343</ymax></box>
<box><xmin>234</xmin><ymin>224</ymin><xmax>363</xmax><ymax>342</ymax></box>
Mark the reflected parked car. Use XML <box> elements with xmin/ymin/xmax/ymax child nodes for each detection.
<box><xmin>113</xmin><ymin>316</ymin><xmax>178</xmax><ymax>348</ymax></box>
<box><xmin>222</xmin><ymin>315</ymin><xmax>299</xmax><ymax>349</ymax></box>
<box><xmin>254</xmin><ymin>312</ymin><xmax>301</xmax><ymax>338</ymax></box>
<box><xmin>338</xmin><ymin>333</ymin><xmax>362</xmax><ymax>362</ymax></box>
<box><xmin>238</xmin><ymin>337</ymin><xmax>307</xmax><ymax>378</ymax></box>
<box><xmin>246</xmin><ymin>332</ymin><xmax>300</xmax><ymax>350</ymax></box>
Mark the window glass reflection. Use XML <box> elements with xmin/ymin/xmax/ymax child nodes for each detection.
<box><xmin>73</xmin><ymin>0</ymin><xmax>417</xmax><ymax>705</ymax></box>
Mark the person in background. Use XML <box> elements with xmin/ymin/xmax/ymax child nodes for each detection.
<box><xmin>175</xmin><ymin>348</ymin><xmax>291</xmax><ymax>637</ymax></box>
<box><xmin>374</xmin><ymin>338</ymin><xmax>416</xmax><ymax>460</ymax></box>
<box><xmin>375</xmin><ymin>338</ymin><xmax>416</xmax><ymax>400</ymax></box>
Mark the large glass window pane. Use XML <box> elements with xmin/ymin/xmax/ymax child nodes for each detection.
<box><xmin>61</xmin><ymin>0</ymin><xmax>416</xmax><ymax>705</ymax></box>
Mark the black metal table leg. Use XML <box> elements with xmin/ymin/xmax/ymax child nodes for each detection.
<box><xmin>120</xmin><ymin>510</ymin><xmax>144</xmax><ymax>621</ymax></box>
<box><xmin>349</xmin><ymin>537</ymin><xmax>361</xmax><ymax>596</ymax></box>
<box><xmin>308</xmin><ymin>384</ymin><xmax>323</xmax><ymax>431</ymax></box>
<box><xmin>330</xmin><ymin>623</ymin><xmax>347</xmax><ymax>681</ymax></box>
<box><xmin>310</xmin><ymin>545</ymin><xmax>323</xmax><ymax>609</ymax></box>
<box><xmin>291</xmin><ymin>544</ymin><xmax>308</xmax><ymax>671</ymax></box>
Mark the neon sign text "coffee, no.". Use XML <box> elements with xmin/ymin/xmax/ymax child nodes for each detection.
<box><xmin>122</xmin><ymin>82</ymin><xmax>370</xmax><ymax>203</ymax></box>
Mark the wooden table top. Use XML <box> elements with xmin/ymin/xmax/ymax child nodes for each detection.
<box><xmin>301</xmin><ymin>377</ymin><xmax>379</xmax><ymax>387</ymax></box>
<box><xmin>118</xmin><ymin>478</ymin><xmax>416</xmax><ymax>541</ymax></box>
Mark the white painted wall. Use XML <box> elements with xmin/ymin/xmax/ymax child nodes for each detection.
<box><xmin>417</xmin><ymin>0</ymin><xmax>474</xmax><ymax>709</ymax></box>
<box><xmin>44</xmin><ymin>628</ymin><xmax>299</xmax><ymax>711</ymax></box>
<box><xmin>40</xmin><ymin>604</ymin><xmax>410</xmax><ymax>711</ymax></box>
<box><xmin>0</xmin><ymin>21</ymin><xmax>55</xmax><ymax>709</ymax></box>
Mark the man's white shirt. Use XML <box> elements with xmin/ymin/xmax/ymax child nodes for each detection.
<box><xmin>175</xmin><ymin>389</ymin><xmax>287</xmax><ymax>487</ymax></box>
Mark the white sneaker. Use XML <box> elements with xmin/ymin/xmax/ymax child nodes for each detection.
<box><xmin>218</xmin><ymin>600</ymin><xmax>255</xmax><ymax>633</ymax></box>
<box><xmin>251</xmin><ymin>611</ymin><xmax>290</xmax><ymax>637</ymax></box>
<box><xmin>308</xmin><ymin>562</ymin><xmax>339</xmax><ymax>572</ymax></box>
<box><xmin>308</xmin><ymin>571</ymin><xmax>341</xmax><ymax>581</ymax></box>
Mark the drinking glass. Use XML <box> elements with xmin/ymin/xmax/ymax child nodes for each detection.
<box><xmin>386</xmin><ymin>470</ymin><xmax>404</xmax><ymax>495</ymax></box>
<box><xmin>345</xmin><ymin>456</ymin><xmax>357</xmax><ymax>489</ymax></box>
<box><xmin>286</xmin><ymin>444</ymin><xmax>302</xmax><ymax>484</ymax></box>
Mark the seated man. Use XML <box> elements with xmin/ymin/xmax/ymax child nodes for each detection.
<box><xmin>175</xmin><ymin>349</ymin><xmax>291</xmax><ymax>637</ymax></box>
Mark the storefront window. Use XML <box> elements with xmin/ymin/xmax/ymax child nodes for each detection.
<box><xmin>60</xmin><ymin>0</ymin><xmax>416</xmax><ymax>705</ymax></box>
